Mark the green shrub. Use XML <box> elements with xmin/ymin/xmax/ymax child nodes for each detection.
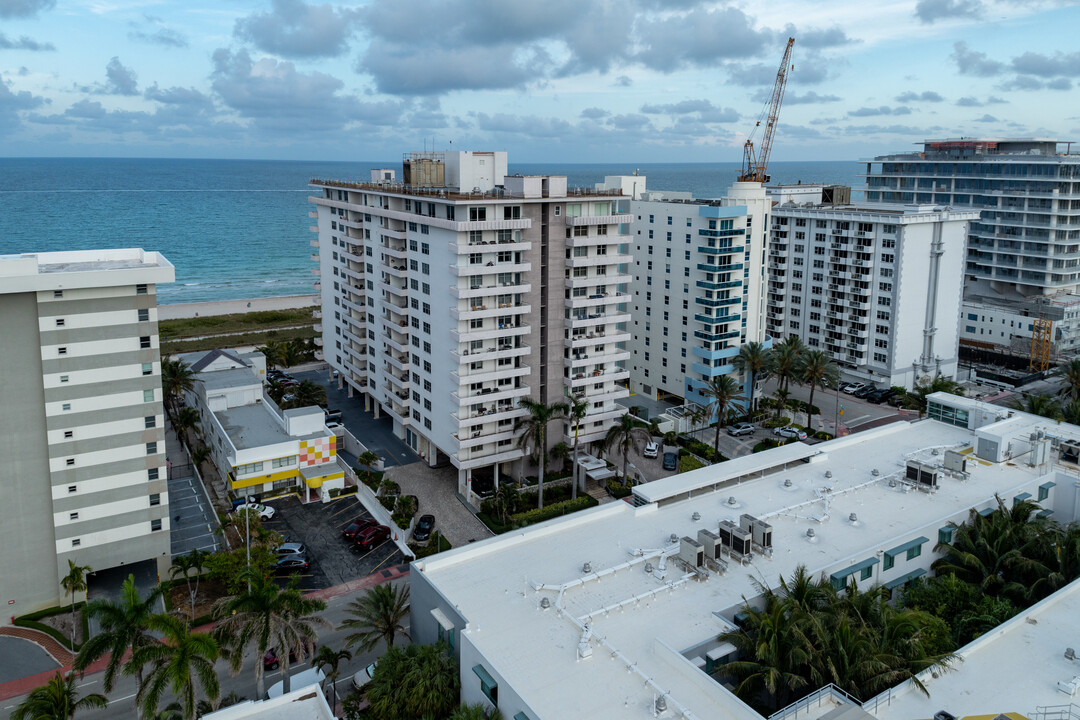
<box><xmin>392</xmin><ymin>513</ymin><xmax>411</xmax><ymax>529</ymax></box>
<box><xmin>329</xmin><ymin>486</ymin><xmax>358</xmax><ymax>499</ymax></box>
<box><xmin>813</xmin><ymin>430</ymin><xmax>834</xmax><ymax>440</ymax></box>
<box><xmin>679</xmin><ymin>455</ymin><xmax>705</xmax><ymax>473</ymax></box>
<box><xmin>510</xmin><ymin>496</ymin><xmax>598</xmax><ymax>526</ymax></box>
<box><xmin>606</xmin><ymin>479</ymin><xmax>633</xmax><ymax>499</ymax></box>
<box><xmin>378</xmin><ymin>495</ymin><xmax>396</xmax><ymax>512</ymax></box>
<box><xmin>753</xmin><ymin>438</ymin><xmax>782</xmax><ymax>453</ymax></box>
<box><xmin>409</xmin><ymin>533</ymin><xmax>452</xmax><ymax>559</ymax></box>
<box><xmin>677</xmin><ymin>437</ymin><xmax>726</xmax><ymax>463</ymax></box>
<box><xmin>763</xmin><ymin>416</ymin><xmax>791</xmax><ymax>429</ymax></box>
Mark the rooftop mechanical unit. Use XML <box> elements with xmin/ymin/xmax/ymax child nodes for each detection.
<box><xmin>730</xmin><ymin>526</ymin><xmax>752</xmax><ymax>557</ymax></box>
<box><xmin>679</xmin><ymin>537</ymin><xmax>704</xmax><ymax>568</ymax></box>
<box><xmin>905</xmin><ymin>460</ymin><xmax>940</xmax><ymax>489</ymax></box>
<box><xmin>697</xmin><ymin>529</ymin><xmax>722</xmax><ymax>559</ymax></box>
<box><xmin>943</xmin><ymin>450</ymin><xmax>966</xmax><ymax>474</ymax></box>
<box><xmin>717</xmin><ymin>520</ymin><xmax>735</xmax><ymax>548</ymax></box>
<box><xmin>740</xmin><ymin>513</ymin><xmax>774</xmax><ymax>550</ymax></box>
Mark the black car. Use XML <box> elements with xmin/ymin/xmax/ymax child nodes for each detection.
<box><xmin>413</xmin><ymin>514</ymin><xmax>436</xmax><ymax>542</ymax></box>
<box><xmin>866</xmin><ymin>388</ymin><xmax>898</xmax><ymax>404</ymax></box>
<box><xmin>662</xmin><ymin>452</ymin><xmax>678</xmax><ymax>471</ymax></box>
<box><xmin>852</xmin><ymin>385</ymin><xmax>877</xmax><ymax>399</ymax></box>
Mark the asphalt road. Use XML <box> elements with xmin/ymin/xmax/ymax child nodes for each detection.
<box><xmin>0</xmin><ymin>638</ymin><xmax>57</xmax><ymax>685</ymax></box>
<box><xmin>758</xmin><ymin>378</ymin><xmax>904</xmax><ymax>434</ymax></box>
<box><xmin>292</xmin><ymin>369</ymin><xmax>420</xmax><ymax>469</ymax></box>
<box><xmin>261</xmin><ymin>495</ymin><xmax>405</xmax><ymax>592</ymax></box>
<box><xmin>1</xmin><ymin>582</ymin><xmax>408</xmax><ymax>719</ymax></box>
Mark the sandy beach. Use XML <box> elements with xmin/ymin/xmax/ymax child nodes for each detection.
<box><xmin>158</xmin><ymin>294</ymin><xmax>316</xmax><ymax>320</ymax></box>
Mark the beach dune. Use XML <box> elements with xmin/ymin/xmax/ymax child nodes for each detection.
<box><xmin>158</xmin><ymin>294</ymin><xmax>316</xmax><ymax>320</ymax></box>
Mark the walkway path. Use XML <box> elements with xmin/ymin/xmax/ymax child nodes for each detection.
<box><xmin>385</xmin><ymin>462</ymin><xmax>494</xmax><ymax>547</ymax></box>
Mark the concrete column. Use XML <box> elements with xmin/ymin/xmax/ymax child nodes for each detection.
<box><xmin>427</xmin><ymin>438</ymin><xmax>437</xmax><ymax>467</ymax></box>
<box><xmin>347</xmin><ymin>382</ymin><xmax>354</xmax><ymax>399</ymax></box>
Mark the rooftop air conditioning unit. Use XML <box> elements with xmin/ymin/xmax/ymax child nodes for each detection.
<box><xmin>717</xmin><ymin>520</ymin><xmax>736</xmax><ymax>548</ymax></box>
<box><xmin>679</xmin><ymin>537</ymin><xmax>704</xmax><ymax>568</ymax></box>
<box><xmin>730</xmin><ymin>526</ymin><xmax>752</xmax><ymax>556</ymax></box>
<box><xmin>697</xmin><ymin>529</ymin><xmax>721</xmax><ymax>559</ymax></box>
<box><xmin>905</xmin><ymin>460</ymin><xmax>939</xmax><ymax>489</ymax></box>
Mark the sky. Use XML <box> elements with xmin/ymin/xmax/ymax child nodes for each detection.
<box><xmin>0</xmin><ymin>0</ymin><xmax>1078</xmax><ymax>163</ymax></box>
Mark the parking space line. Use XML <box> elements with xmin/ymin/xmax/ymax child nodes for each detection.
<box><xmin>367</xmin><ymin>550</ymin><xmax>399</xmax><ymax>575</ymax></box>
<box><xmin>327</xmin><ymin>500</ymin><xmax>360</xmax><ymax>524</ymax></box>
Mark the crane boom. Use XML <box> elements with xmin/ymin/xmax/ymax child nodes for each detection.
<box><xmin>739</xmin><ymin>37</ymin><xmax>795</xmax><ymax>183</ymax></box>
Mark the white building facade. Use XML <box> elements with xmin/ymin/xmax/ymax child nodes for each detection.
<box><xmin>0</xmin><ymin>249</ymin><xmax>174</xmax><ymax>613</ymax></box>
<box><xmin>767</xmin><ymin>202</ymin><xmax>978</xmax><ymax>389</ymax></box>
<box><xmin>310</xmin><ymin>152</ymin><xmax>631</xmax><ymax>502</ymax></box>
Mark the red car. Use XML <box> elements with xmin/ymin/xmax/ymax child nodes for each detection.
<box><xmin>352</xmin><ymin>524</ymin><xmax>391</xmax><ymax>551</ymax></box>
<box><xmin>263</xmin><ymin>644</ymin><xmax>316</xmax><ymax>670</ymax></box>
<box><xmin>342</xmin><ymin>517</ymin><xmax>378</xmax><ymax>541</ymax></box>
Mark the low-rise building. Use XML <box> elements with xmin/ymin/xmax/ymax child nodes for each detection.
<box><xmin>0</xmin><ymin>248</ymin><xmax>173</xmax><ymax>613</ymax></box>
<box><xmin>410</xmin><ymin>393</ymin><xmax>1080</xmax><ymax>719</ymax></box>
<box><xmin>180</xmin><ymin>349</ymin><xmax>344</xmax><ymax>502</ymax></box>
<box><xmin>961</xmin><ymin>292</ymin><xmax>1080</xmax><ymax>360</ymax></box>
<box><xmin>767</xmin><ymin>196</ymin><xmax>978</xmax><ymax>389</ymax></box>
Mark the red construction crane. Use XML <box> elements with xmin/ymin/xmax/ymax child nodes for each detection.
<box><xmin>738</xmin><ymin>37</ymin><xmax>795</xmax><ymax>184</ymax></box>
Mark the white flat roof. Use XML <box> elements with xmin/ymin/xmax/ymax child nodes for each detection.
<box><xmin>0</xmin><ymin>248</ymin><xmax>174</xmax><ymax>293</ymax></box>
<box><xmin>201</xmin><ymin>682</ymin><xmax>333</xmax><ymax>720</ymax></box>
<box><xmin>417</xmin><ymin>416</ymin><xmax>1069</xmax><ymax>720</ymax></box>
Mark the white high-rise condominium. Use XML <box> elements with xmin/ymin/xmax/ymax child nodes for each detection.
<box><xmin>0</xmin><ymin>248</ymin><xmax>174</xmax><ymax>613</ymax></box>
<box><xmin>310</xmin><ymin>152</ymin><xmax>632</xmax><ymax>502</ymax></box>
<box><xmin>767</xmin><ymin>196</ymin><xmax>978</xmax><ymax>389</ymax></box>
<box><xmin>616</xmin><ymin>177</ymin><xmax>770</xmax><ymax>410</ymax></box>
<box><xmin>864</xmin><ymin>138</ymin><xmax>1080</xmax><ymax>299</ymax></box>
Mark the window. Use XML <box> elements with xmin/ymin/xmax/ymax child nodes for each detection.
<box><xmin>69</xmin><ymin>512</ymin><xmax>79</xmax><ymax>521</ymax></box>
<box><xmin>151</xmin><ymin>519</ymin><xmax>162</xmax><ymax>532</ymax></box>
<box><xmin>140</xmin><ymin>336</ymin><xmax>151</xmax><ymax>349</ymax></box>
<box><xmin>72</xmin><ymin>539</ymin><xmax>81</xmax><ymax>547</ymax></box>
<box><xmin>906</xmin><ymin>544</ymin><xmax>921</xmax><ymax>561</ymax></box>
<box><xmin>54</xmin><ymin>290</ymin><xmax>63</xmax><ymax>298</ymax></box>
<box><xmin>60</xmin><ymin>375</ymin><xmax>69</xmax><ymax>383</ymax></box>
<box><xmin>473</xmin><ymin>665</ymin><xmax>498</xmax><ymax>706</ymax></box>
<box><xmin>148</xmin><ymin>468</ymin><xmax>159</xmax><ymax>481</ymax></box>
<box><xmin>142</xmin><ymin>362</ymin><xmax>153</xmax><ymax>376</ymax></box>
<box><xmin>860</xmin><ymin>565</ymin><xmax>873</xmax><ymax>581</ymax></box>
<box><xmin>64</xmin><ymin>430</ymin><xmax>73</xmax><ymax>439</ymax></box>
<box><xmin>145</xmin><ymin>416</ymin><xmax>156</xmax><ymax>429</ymax></box>
<box><xmin>68</xmin><ymin>485</ymin><xmax>77</xmax><ymax>493</ymax></box>
<box><xmin>883</xmin><ymin>553</ymin><xmax>894</xmax><ymax>571</ymax></box>
<box><xmin>938</xmin><ymin>527</ymin><xmax>954</xmax><ymax>545</ymax></box>
<box><xmin>144</xmin><ymin>389</ymin><xmax>154</xmax><ymax>402</ymax></box>
<box><xmin>66</xmin><ymin>458</ymin><xmax>75</xmax><ymax>466</ymax></box>
<box><xmin>146</xmin><ymin>442</ymin><xmax>158</xmax><ymax>455</ymax></box>
<box><xmin>56</xmin><ymin>318</ymin><xmax>65</xmax><ymax>327</ymax></box>
<box><xmin>235</xmin><ymin>461</ymin><xmax>264</xmax><ymax>475</ymax></box>
<box><xmin>58</xmin><ymin>347</ymin><xmax>67</xmax><ymax>355</ymax></box>
<box><xmin>150</xmin><ymin>493</ymin><xmax>161</xmax><ymax>506</ymax></box>
<box><xmin>1039</xmin><ymin>481</ymin><xmax>1055</xmax><ymax>501</ymax></box>
<box><xmin>138</xmin><ymin>308</ymin><xmax>149</xmax><ymax>322</ymax></box>
<box><xmin>136</xmin><ymin>284</ymin><xmax>147</xmax><ymax>295</ymax></box>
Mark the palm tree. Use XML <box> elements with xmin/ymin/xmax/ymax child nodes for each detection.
<box><xmin>772</xmin><ymin>387</ymin><xmax>791</xmax><ymax>420</ymax></box>
<box><xmin>161</xmin><ymin>359</ymin><xmax>195</xmax><ymax>417</ymax></box>
<box><xmin>74</xmin><ymin>574</ymin><xmax>164</xmax><ymax>700</ymax></box>
<box><xmin>212</xmin><ymin>571</ymin><xmax>330</xmax><ymax>699</ymax></box>
<box><xmin>566</xmin><ymin>396</ymin><xmax>589</xmax><ymax>499</ymax></box>
<box><xmin>150</xmin><ymin>702</ymin><xmax>184</xmax><ymax>720</ymax></box>
<box><xmin>60</xmin><ymin>559</ymin><xmax>91</xmax><ymax>651</ymax></box>
<box><xmin>1011</xmin><ymin>392</ymin><xmax>1061</xmax><ymax>419</ymax></box>
<box><xmin>10</xmin><ymin>672</ymin><xmax>107</xmax><ymax>720</ymax></box>
<box><xmin>284</xmin><ymin>337</ymin><xmax>309</xmax><ymax>367</ymax></box>
<box><xmin>258</xmin><ymin>340</ymin><xmax>287</xmax><ymax>369</ymax></box>
<box><xmin>699</xmin><ymin>375</ymin><xmax>746</xmax><ymax>457</ymax></box>
<box><xmin>129</xmin><ymin>614</ymin><xmax>219</xmax><ymax>720</ymax></box>
<box><xmin>907</xmin><ymin>374</ymin><xmax>965</xmax><ymax>416</ymax></box>
<box><xmin>357</xmin><ymin>450</ymin><xmax>380</xmax><ymax>481</ymax></box>
<box><xmin>603</xmin><ymin>413</ymin><xmax>651</xmax><ymax>485</ymax></box>
<box><xmin>365</xmin><ymin>642</ymin><xmax>459</xmax><ymax>720</ymax></box>
<box><xmin>1063</xmin><ymin>357</ymin><xmax>1080</xmax><ymax>401</ymax></box>
<box><xmin>190</xmin><ymin>445</ymin><xmax>211</xmax><ymax>468</ymax></box>
<box><xmin>687</xmin><ymin>404</ymin><xmax>710</xmax><ymax>437</ymax></box>
<box><xmin>313</xmin><ymin>646</ymin><xmax>352</xmax><ymax>711</ymax></box>
<box><xmin>770</xmin><ymin>337</ymin><xmax>804</xmax><ymax>393</ymax></box>
<box><xmin>732</xmin><ymin>341</ymin><xmax>771</xmax><ymax>418</ymax></box>
<box><xmin>1061</xmin><ymin>399</ymin><xmax>1080</xmax><ymax>425</ymax></box>
<box><xmin>797</xmin><ymin>350</ymin><xmax>839</xmax><ymax>431</ymax></box>
<box><xmin>341</xmin><ymin>583</ymin><xmax>410</xmax><ymax>653</ymax></box>
<box><xmin>172</xmin><ymin>407</ymin><xmax>202</xmax><ymax>449</ymax></box>
<box><xmin>719</xmin><ymin>593</ymin><xmax>811</xmax><ymax>709</ymax></box>
<box><xmin>170</xmin><ymin>549</ymin><xmax>209</xmax><ymax>621</ymax></box>
<box><xmin>288</xmin><ymin>380</ymin><xmax>326</xmax><ymax>409</ymax></box>
<box><xmin>512</xmin><ymin>399</ymin><xmax>568</xmax><ymax>509</ymax></box>
<box><xmin>448</xmin><ymin>705</ymin><xmax>504</xmax><ymax>720</ymax></box>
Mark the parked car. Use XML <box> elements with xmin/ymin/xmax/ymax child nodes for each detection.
<box><xmin>643</xmin><ymin>441</ymin><xmax>659</xmax><ymax>458</ymax></box>
<box><xmin>326</xmin><ymin>421</ymin><xmax>343</xmax><ymax>431</ymax></box>
<box><xmin>843</xmin><ymin>382</ymin><xmax>868</xmax><ymax>395</ymax></box>
<box><xmin>774</xmin><ymin>426</ymin><xmax>808</xmax><ymax>440</ymax></box>
<box><xmin>352</xmin><ymin>524</ymin><xmax>391</xmax><ymax>551</ymax></box>
<box><xmin>342</xmin><ymin>517</ymin><xmax>378</xmax><ymax>541</ymax></box>
<box><xmin>234</xmin><ymin>502</ymin><xmax>275</xmax><ymax>521</ymax></box>
<box><xmin>275</xmin><ymin>542</ymin><xmax>307</xmax><ymax>557</ymax></box>
<box><xmin>852</xmin><ymin>385</ymin><xmax>877</xmax><ymax>399</ymax></box>
<box><xmin>662</xmin><ymin>452</ymin><xmax>678</xmax><ymax>471</ymax></box>
<box><xmin>274</xmin><ymin>556</ymin><xmax>310</xmax><ymax>573</ymax></box>
<box><xmin>727</xmin><ymin>422</ymin><xmax>755</xmax><ymax>437</ymax></box>
<box><xmin>866</xmin><ymin>388</ymin><xmax>898</xmax><ymax>404</ymax></box>
<box><xmin>413</xmin><ymin>514</ymin><xmax>436</xmax><ymax>542</ymax></box>
<box><xmin>351</xmin><ymin>662</ymin><xmax>377</xmax><ymax>691</ymax></box>
<box><xmin>325</xmin><ymin>409</ymin><xmax>342</xmax><ymax>423</ymax></box>
<box><xmin>263</xmin><ymin>645</ymin><xmax>313</xmax><ymax>671</ymax></box>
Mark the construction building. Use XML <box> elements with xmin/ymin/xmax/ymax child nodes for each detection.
<box><xmin>0</xmin><ymin>249</ymin><xmax>173</xmax><ymax>613</ymax></box>
<box><xmin>309</xmin><ymin>151</ymin><xmax>631</xmax><ymax>504</ymax></box>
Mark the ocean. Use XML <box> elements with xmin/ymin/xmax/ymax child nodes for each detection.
<box><xmin>0</xmin><ymin>158</ymin><xmax>864</xmax><ymax>305</ymax></box>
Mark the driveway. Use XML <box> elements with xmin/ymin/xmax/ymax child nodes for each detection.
<box><xmin>0</xmin><ymin>637</ymin><xmax>58</xmax><ymax>684</ymax></box>
<box><xmin>260</xmin><ymin>495</ymin><xmax>405</xmax><ymax>591</ymax></box>
<box><xmin>292</xmin><ymin>369</ymin><xmax>420</xmax><ymax>468</ymax></box>
<box><xmin>167</xmin><ymin>471</ymin><xmax>221</xmax><ymax>557</ymax></box>
<box><xmin>385</xmin><ymin>463</ymin><xmax>493</xmax><ymax>547</ymax></box>
<box><xmin>759</xmin><ymin>379</ymin><xmax>906</xmax><ymax>435</ymax></box>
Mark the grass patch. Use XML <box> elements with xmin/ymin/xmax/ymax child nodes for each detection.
<box><xmin>679</xmin><ymin>455</ymin><xmax>705</xmax><ymax>473</ymax></box>
<box><xmin>409</xmin><ymin>533</ymin><xmax>452</xmax><ymax>559</ymax></box>
<box><xmin>162</xmin><ymin>326</ymin><xmax>317</xmax><ymax>356</ymax></box>
<box><xmin>159</xmin><ymin>308</ymin><xmax>316</xmax><ymax>340</ymax></box>
<box><xmin>14</xmin><ymin>603</ymin><xmax>89</xmax><ymax>652</ymax></box>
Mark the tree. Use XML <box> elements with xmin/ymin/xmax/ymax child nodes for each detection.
<box><xmin>129</xmin><ymin>614</ymin><xmax>219</xmax><ymax>720</ymax></box>
<box><xmin>797</xmin><ymin>350</ymin><xmax>839</xmax><ymax>431</ymax></box>
<box><xmin>341</xmin><ymin>583</ymin><xmax>410</xmax><ymax>653</ymax></box>
<box><xmin>699</xmin><ymin>375</ymin><xmax>746</xmax><ymax>457</ymax></box>
<box><xmin>566</xmin><ymin>397</ymin><xmax>589</xmax><ymax>499</ymax></box>
<box><xmin>74</xmin><ymin>574</ymin><xmax>164</xmax><ymax>702</ymax></box>
<box><xmin>287</xmin><ymin>380</ymin><xmax>326</xmax><ymax>409</ymax></box>
<box><xmin>258</xmin><ymin>340</ymin><xmax>287</xmax><ymax>369</ymax></box>
<box><xmin>172</xmin><ymin>407</ymin><xmax>202</xmax><ymax>448</ymax></box>
<box><xmin>1011</xmin><ymin>392</ymin><xmax>1061</xmax><ymax>420</ymax></box>
<box><xmin>906</xmin><ymin>374</ymin><xmax>964</xmax><ymax>416</ymax></box>
<box><xmin>314</xmin><ymin>646</ymin><xmax>352</xmax><ymax>711</ymax></box>
<box><xmin>170</xmin><ymin>549</ymin><xmax>209</xmax><ymax>621</ymax></box>
<box><xmin>772</xmin><ymin>387</ymin><xmax>791</xmax><ymax>419</ymax></box>
<box><xmin>60</xmin><ymin>559</ymin><xmax>91</xmax><ymax>651</ymax></box>
<box><xmin>10</xmin><ymin>672</ymin><xmax>107</xmax><ymax>720</ymax></box>
<box><xmin>512</xmin><ymin>399</ymin><xmax>568</xmax><ymax>509</ymax></box>
<box><xmin>448</xmin><ymin>705</ymin><xmax>504</xmax><ymax>720</ymax></box>
<box><xmin>190</xmin><ymin>444</ymin><xmax>211</xmax><ymax>468</ymax></box>
<box><xmin>212</xmin><ymin>571</ymin><xmax>330</xmax><ymax>699</ymax></box>
<box><xmin>1063</xmin><ymin>357</ymin><xmax>1080</xmax><ymax>401</ymax></box>
<box><xmin>365</xmin><ymin>643</ymin><xmax>459</xmax><ymax>720</ymax></box>
<box><xmin>603</xmin><ymin>413</ymin><xmax>651</xmax><ymax>485</ymax></box>
<box><xmin>357</xmin><ymin>450</ymin><xmax>380</xmax><ymax>481</ymax></box>
<box><xmin>732</xmin><ymin>341</ymin><xmax>771</xmax><ymax>418</ymax></box>
<box><xmin>770</xmin><ymin>337</ymin><xmax>804</xmax><ymax>392</ymax></box>
<box><xmin>161</xmin><ymin>359</ymin><xmax>195</xmax><ymax>417</ymax></box>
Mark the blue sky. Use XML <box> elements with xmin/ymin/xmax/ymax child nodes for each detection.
<box><xmin>1</xmin><ymin>0</ymin><xmax>1078</xmax><ymax>162</ymax></box>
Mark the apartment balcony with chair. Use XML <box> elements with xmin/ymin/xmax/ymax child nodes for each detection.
<box><xmin>453</xmin><ymin>341</ymin><xmax>531</xmax><ymax>362</ymax></box>
<box><xmin>564</xmin><ymin>367</ymin><xmax>629</xmax><ymax>388</ymax></box>
<box><xmin>565</xmin><ymin>252</ymin><xmax>633</xmax><ymax>268</ymax></box>
<box><xmin>451</xmin><ymin>279</ymin><xmax>531</xmax><ymax>299</ymax></box>
<box><xmin>564</xmin><ymin>328</ymin><xmax>631</xmax><ymax>349</ymax></box>
<box><xmin>565</xmin><ymin>273</ymin><xmax>632</xmax><ymax>290</ymax></box>
<box><xmin>450</xmin><ymin>363</ymin><xmax>530</xmax><ymax>386</ymax></box>
<box><xmin>568</xmin><ymin>311</ymin><xmax>631</xmax><ymax>330</ymax></box>
<box><xmin>569</xmin><ymin>347</ymin><xmax>631</xmax><ymax>367</ymax></box>
<box><xmin>450</xmin><ymin>302</ymin><xmax>531</xmax><ymax>322</ymax></box>
<box><xmin>384</xmin><ymin>349</ymin><xmax>411</xmax><ymax>372</ymax></box>
<box><xmin>566</xmin><ymin>291</ymin><xmax>631</xmax><ymax>309</ymax></box>
<box><xmin>565</xmin><ymin>213</ymin><xmax>633</xmax><ymax>226</ymax></box>
<box><xmin>451</xmin><ymin>383</ymin><xmax>531</xmax><ymax>408</ymax></box>
<box><xmin>452</xmin><ymin>404</ymin><xmax>528</xmax><ymax>429</ymax></box>
<box><xmin>450</xmin><ymin>260</ymin><xmax>532</xmax><ymax>277</ymax></box>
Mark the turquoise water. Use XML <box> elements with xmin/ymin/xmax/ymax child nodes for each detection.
<box><xmin>0</xmin><ymin>158</ymin><xmax>863</xmax><ymax>304</ymax></box>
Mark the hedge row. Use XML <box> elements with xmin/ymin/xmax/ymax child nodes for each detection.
<box><xmin>510</xmin><ymin>496</ymin><xmax>599</xmax><ymax>526</ymax></box>
<box><xmin>14</xmin><ymin>602</ymin><xmax>88</xmax><ymax>652</ymax></box>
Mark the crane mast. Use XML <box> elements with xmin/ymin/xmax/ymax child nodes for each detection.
<box><xmin>739</xmin><ymin>37</ymin><xmax>795</xmax><ymax>183</ymax></box>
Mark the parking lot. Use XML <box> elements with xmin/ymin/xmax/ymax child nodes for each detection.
<box><xmin>167</xmin><ymin>467</ymin><xmax>221</xmax><ymax>557</ymax></box>
<box><xmin>261</xmin><ymin>495</ymin><xmax>405</xmax><ymax>591</ymax></box>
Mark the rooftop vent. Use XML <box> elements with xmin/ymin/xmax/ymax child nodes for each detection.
<box><xmin>871</xmin><ymin>468</ymin><xmax>880</xmax><ymax>476</ymax></box>
<box><xmin>668</xmin><ymin>533</ymin><xmax>679</xmax><ymax>545</ymax></box>
<box><xmin>825</xmin><ymin>470</ymin><xmax>833</xmax><ymax>479</ymax></box>
<box><xmin>644</xmin><ymin>562</ymin><xmax>654</xmax><ymax>574</ymax></box>
<box><xmin>655</xmin><ymin>695</ymin><xmax>667</xmax><ymax>714</ymax></box>
<box><xmin>692</xmin><ymin>512</ymin><xmax>701</xmax><ymax>522</ymax></box>
<box><xmin>805</xmin><ymin>528</ymin><xmax>817</xmax><ymax>543</ymax></box>
<box><xmin>1067</xmin><ymin>647</ymin><xmax>1076</xmax><ymax>661</ymax></box>
<box><xmin>849</xmin><ymin>512</ymin><xmax>859</xmax><ymax>524</ymax></box>
<box><xmin>783</xmin><ymin>478</ymin><xmax>793</xmax><ymax>487</ymax></box>
<box><xmin>582</xmin><ymin>561</ymin><xmax>592</xmax><ymax>574</ymax></box>
<box><xmin>540</xmin><ymin>597</ymin><xmax>551</xmax><ymax>610</ymax></box>
<box><xmin>889</xmin><ymin>479</ymin><xmax>898</xmax><ymax>488</ymax></box>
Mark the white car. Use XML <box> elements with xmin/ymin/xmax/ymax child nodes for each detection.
<box><xmin>774</xmin><ymin>426</ymin><xmax>808</xmax><ymax>440</ymax></box>
<box><xmin>643</xmin><ymin>442</ymin><xmax>659</xmax><ymax>458</ymax></box>
<box><xmin>235</xmin><ymin>502</ymin><xmax>275</xmax><ymax>521</ymax></box>
<box><xmin>843</xmin><ymin>382</ymin><xmax>868</xmax><ymax>395</ymax></box>
<box><xmin>352</xmin><ymin>661</ymin><xmax>377</xmax><ymax>691</ymax></box>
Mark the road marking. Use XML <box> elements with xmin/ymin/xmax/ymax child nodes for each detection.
<box><xmin>108</xmin><ymin>693</ymin><xmax>138</xmax><ymax>704</ymax></box>
<box><xmin>845</xmin><ymin>414</ymin><xmax>872</xmax><ymax>426</ymax></box>
<box><xmin>77</xmin><ymin>680</ymin><xmax>97</xmax><ymax>688</ymax></box>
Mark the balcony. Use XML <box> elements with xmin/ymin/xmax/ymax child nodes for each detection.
<box><xmin>384</xmin><ymin>350</ymin><xmax>411</xmax><ymax>371</ymax></box>
<box><xmin>451</xmin><ymin>405</ymin><xmax>528</xmax><ymax>429</ymax></box>
<box><xmin>450</xmin><ymin>281</ymin><xmax>532</xmax><ymax>299</ymax></box>
<box><xmin>382</xmin><ymin>262</ymin><xmax>408</xmax><ymax>278</ymax></box>
<box><xmin>566</xmin><ymin>292</ymin><xmax>631</xmax><ymax>309</ymax></box>
<box><xmin>564</xmin><ymin>368</ymin><xmax>629</xmax><ymax>388</ymax></box>
<box><xmin>452</xmin><ymin>445</ymin><xmax>526</xmax><ymax>472</ymax></box>
<box><xmin>567</xmin><ymin>312</ymin><xmax>631</xmax><ymax>329</ymax></box>
<box><xmin>698</xmin><ymin>245</ymin><xmax>745</xmax><ymax>256</ymax></box>
<box><xmin>694</xmin><ymin>313</ymin><xmax>740</xmax><ymax>325</ymax></box>
<box><xmin>453</xmin><ymin>230</ymin><xmax>528</xmax><ymax>252</ymax></box>
<box><xmin>451</xmin><ymin>322</ymin><xmax>529</xmax><ymax>344</ymax></box>
<box><xmin>455</xmin><ymin>425</ymin><xmax>522</xmax><ymax>451</ymax></box>
<box><xmin>565</xmin><ymin>213</ymin><xmax>633</xmax><ymax>226</ymax></box>
<box><xmin>565</xmin><ymin>253</ymin><xmax>632</xmax><ymax>268</ymax></box>
<box><xmin>569</xmin><ymin>348</ymin><xmax>631</xmax><ymax>366</ymax></box>
<box><xmin>310</xmin><ymin>239</ymin><xmax>320</xmax><ymax>248</ymax></box>
<box><xmin>450</xmin><ymin>303</ymin><xmax>531</xmax><ymax>321</ymax></box>
<box><xmin>697</xmin><ymin>262</ymin><xmax>744</xmax><ymax>273</ymax></box>
<box><xmin>450</xmin><ymin>260</ymin><xmax>532</xmax><ymax>277</ymax></box>
<box><xmin>694</xmin><ymin>329</ymin><xmax>740</xmax><ymax>342</ymax></box>
<box><xmin>451</xmin><ymin>383</ymin><xmax>530</xmax><ymax>408</ymax></box>
<box><xmin>566</xmin><ymin>231</ymin><xmax>632</xmax><ymax>248</ymax></box>
<box><xmin>454</xmin><ymin>342</ymin><xmax>531</xmax><ymax>361</ymax></box>
<box><xmin>564</xmin><ymin>329</ymin><xmax>632</xmax><ymax>349</ymax></box>
<box><xmin>695</xmin><ymin>296</ymin><xmax>741</xmax><ymax>309</ymax></box>
<box><xmin>696</xmin><ymin>279</ymin><xmax>742</xmax><ymax>291</ymax></box>
<box><xmin>565</xmin><ymin>273</ymin><xmax>632</xmax><ymax>290</ymax></box>
<box><xmin>451</xmin><ymin>364</ymin><xmax>530</xmax><ymax>386</ymax></box>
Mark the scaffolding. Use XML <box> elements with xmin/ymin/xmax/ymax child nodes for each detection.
<box><xmin>1030</xmin><ymin>316</ymin><xmax>1054</xmax><ymax>371</ymax></box>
